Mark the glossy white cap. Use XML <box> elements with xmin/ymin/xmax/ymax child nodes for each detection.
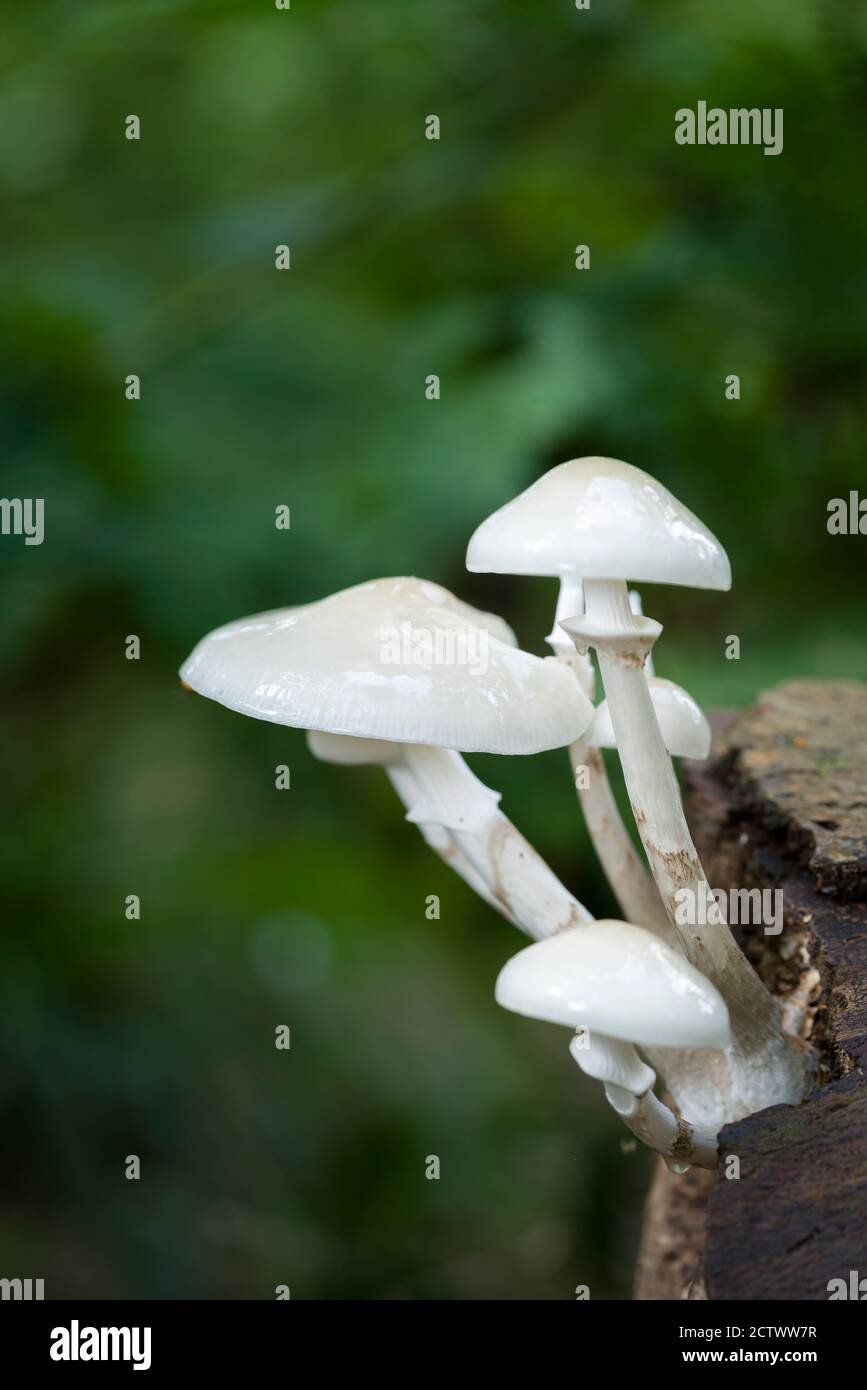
<box><xmin>588</xmin><ymin>677</ymin><xmax>711</xmax><ymax>760</ymax></box>
<box><xmin>180</xmin><ymin>576</ymin><xmax>593</xmax><ymax>755</ymax></box>
<box><xmin>495</xmin><ymin>920</ymin><xmax>730</xmax><ymax>1048</ymax></box>
<box><xmin>467</xmin><ymin>457</ymin><xmax>731</xmax><ymax>590</ymax></box>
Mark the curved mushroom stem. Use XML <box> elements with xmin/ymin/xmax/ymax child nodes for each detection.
<box><xmin>396</xmin><ymin>744</ymin><xmax>721</xmax><ymax>1166</ymax></box>
<box><xmin>571</xmin><ymin>743</ymin><xmax>678</xmax><ymax>949</ymax></box>
<box><xmin>400</xmin><ymin>744</ymin><xmax>592</xmax><ymax>938</ymax></box>
<box><xmin>562</xmin><ymin>579</ymin><xmax>814</xmax><ymax>1127</ymax></box>
<box><xmin>604</xmin><ymin>1084</ymin><xmax>718</xmax><ymax>1173</ymax></box>
<box><xmin>571</xmin><ymin>1034</ymin><xmax>717</xmax><ymax>1170</ymax></box>
<box><xmin>548</xmin><ymin>578</ymin><xmax>675</xmax><ymax>948</ymax></box>
<box><xmin>386</xmin><ymin>761</ymin><xmax>518</xmax><ymax>924</ymax></box>
<box><xmin>558</xmin><ymin>648</ymin><xmax>724</xmax><ymax>1113</ymax></box>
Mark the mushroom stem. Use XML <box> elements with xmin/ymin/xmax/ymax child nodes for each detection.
<box><xmin>385</xmin><ymin>761</ymin><xmax>518</xmax><ymax>924</ymax></box>
<box><xmin>571</xmin><ymin>743</ymin><xmax>679</xmax><ymax>948</ymax></box>
<box><xmin>563</xmin><ymin>578</ymin><xmax>813</xmax><ymax>1125</ymax></box>
<box><xmin>569</xmin><ymin>742</ymin><xmax>723</xmax><ymax>1119</ymax></box>
<box><xmin>628</xmin><ymin>589</ymin><xmax>654</xmax><ymax>677</ymax></box>
<box><xmin>546</xmin><ymin>577</ymin><xmax>594</xmax><ymax>695</ymax></box>
<box><xmin>401</xmin><ymin>743</ymin><xmax>592</xmax><ymax>938</ymax></box>
<box><xmin>571</xmin><ymin>1033</ymin><xmax>717</xmax><ymax>1169</ymax></box>
<box><xmin>549</xmin><ymin>578</ymin><xmax>675</xmax><ymax>947</ymax></box>
<box><xmin>404</xmin><ymin>750</ymin><xmax>723</xmax><ymax>1166</ymax></box>
<box><xmin>605</xmin><ymin>1085</ymin><xmax>717</xmax><ymax>1172</ymax></box>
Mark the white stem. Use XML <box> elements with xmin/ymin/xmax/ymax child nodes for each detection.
<box><xmin>562</xmin><ymin>587</ymin><xmax>723</xmax><ymax>1118</ymax></box>
<box><xmin>603</xmin><ymin>1082</ymin><xmax>718</xmax><ymax>1172</ymax></box>
<box><xmin>552</xmin><ymin>580</ymin><xmax>703</xmax><ymax>1126</ymax></box>
<box><xmin>572</xmin><ymin>732</ymin><xmax>723</xmax><ymax>1116</ymax></box>
<box><xmin>546</xmin><ymin>576</ymin><xmax>595</xmax><ymax>697</ymax></box>
<box><xmin>401</xmin><ymin>744</ymin><xmax>593</xmax><ymax>939</ymax></box>
<box><xmin>552</xmin><ymin>578</ymin><xmax>676</xmax><ymax>948</ymax></box>
<box><xmin>564</xmin><ymin>579</ymin><xmax>813</xmax><ymax>1126</ymax></box>
<box><xmin>570</xmin><ymin>1033</ymin><xmax>718</xmax><ymax>1169</ymax></box>
<box><xmin>386</xmin><ymin>762</ymin><xmax>518</xmax><ymax>923</ymax></box>
<box><xmin>629</xmin><ymin>589</ymin><xmax>654</xmax><ymax>677</ymax></box>
<box><xmin>395</xmin><ymin>744</ymin><xmax>718</xmax><ymax>1166</ymax></box>
<box><xmin>573</xmin><ymin>742</ymin><xmax>679</xmax><ymax>948</ymax></box>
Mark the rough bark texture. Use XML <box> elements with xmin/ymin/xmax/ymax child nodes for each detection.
<box><xmin>634</xmin><ymin>1161</ymin><xmax>715</xmax><ymax>1300</ymax></box>
<box><xmin>634</xmin><ymin>679</ymin><xmax>867</xmax><ymax>1301</ymax></box>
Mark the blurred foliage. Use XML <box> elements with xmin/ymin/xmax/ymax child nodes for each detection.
<box><xmin>1</xmin><ymin>0</ymin><xmax>866</xmax><ymax>1299</ymax></box>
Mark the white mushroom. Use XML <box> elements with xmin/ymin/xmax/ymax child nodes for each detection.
<box><xmin>183</xmin><ymin>576</ymin><xmax>731</xmax><ymax>1164</ymax></box>
<box><xmin>571</xmin><ymin>623</ymin><xmax>719</xmax><ymax>1108</ymax></box>
<box><xmin>181</xmin><ymin>577</ymin><xmax>595</xmax><ymax>938</ymax></box>
<box><xmin>179</xmin><ymin>577</ymin><xmax>551</xmax><ymax>753</ymax></box>
<box><xmin>303</xmin><ymin>640</ymin><xmax>727</xmax><ymax>1165</ymax></box>
<box><xmin>468</xmin><ymin>459</ymin><xmax>813</xmax><ymax>1128</ymax></box>
<box><xmin>576</xmin><ymin>674</ymin><xmax>711</xmax><ymax>950</ymax></box>
<box><xmin>495</xmin><ymin>920</ymin><xmax>728</xmax><ymax>1048</ymax></box>
<box><xmin>498</xmin><ymin>546</ymin><xmax>683</xmax><ymax>950</ymax></box>
<box><xmin>306</xmin><ymin>677</ymin><xmax>727</xmax><ymax>1167</ymax></box>
<box><xmin>586</xmin><ymin>590</ymin><xmax>709</xmax><ymax>923</ymax></box>
<box><xmin>496</xmin><ymin>921</ymin><xmax>728</xmax><ymax>1167</ymax></box>
<box><xmin>589</xmin><ymin>676</ymin><xmax>711</xmax><ymax>762</ymax></box>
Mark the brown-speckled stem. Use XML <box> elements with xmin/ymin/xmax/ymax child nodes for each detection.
<box><xmin>563</xmin><ymin>578</ymin><xmax>812</xmax><ymax>1127</ymax></box>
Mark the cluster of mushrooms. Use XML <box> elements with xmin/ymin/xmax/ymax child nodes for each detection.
<box><xmin>181</xmin><ymin>457</ymin><xmax>814</xmax><ymax>1171</ymax></box>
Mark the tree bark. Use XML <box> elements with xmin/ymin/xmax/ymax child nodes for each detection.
<box><xmin>634</xmin><ymin>679</ymin><xmax>867</xmax><ymax>1300</ymax></box>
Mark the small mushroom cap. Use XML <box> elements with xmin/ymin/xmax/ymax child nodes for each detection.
<box><xmin>495</xmin><ymin>920</ymin><xmax>730</xmax><ymax>1048</ymax></box>
<box><xmin>467</xmin><ymin>457</ymin><xmax>731</xmax><ymax>591</ymax></box>
<box><xmin>180</xmin><ymin>576</ymin><xmax>593</xmax><ymax>755</ymax></box>
<box><xmin>588</xmin><ymin>677</ymin><xmax>711</xmax><ymax>760</ymax></box>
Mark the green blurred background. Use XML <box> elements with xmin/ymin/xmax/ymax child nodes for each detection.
<box><xmin>1</xmin><ymin>0</ymin><xmax>866</xmax><ymax>1299</ymax></box>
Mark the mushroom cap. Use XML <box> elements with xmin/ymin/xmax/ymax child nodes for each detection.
<box><xmin>588</xmin><ymin>677</ymin><xmax>711</xmax><ymax>760</ymax></box>
<box><xmin>495</xmin><ymin>920</ymin><xmax>730</xmax><ymax>1048</ymax></box>
<box><xmin>466</xmin><ymin>457</ymin><xmax>731</xmax><ymax>591</ymax></box>
<box><xmin>180</xmin><ymin>576</ymin><xmax>593</xmax><ymax>755</ymax></box>
<box><xmin>304</xmin><ymin>599</ymin><xmax>515</xmax><ymax>767</ymax></box>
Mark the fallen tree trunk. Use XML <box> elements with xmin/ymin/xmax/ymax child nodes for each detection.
<box><xmin>634</xmin><ymin>679</ymin><xmax>867</xmax><ymax>1301</ymax></box>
